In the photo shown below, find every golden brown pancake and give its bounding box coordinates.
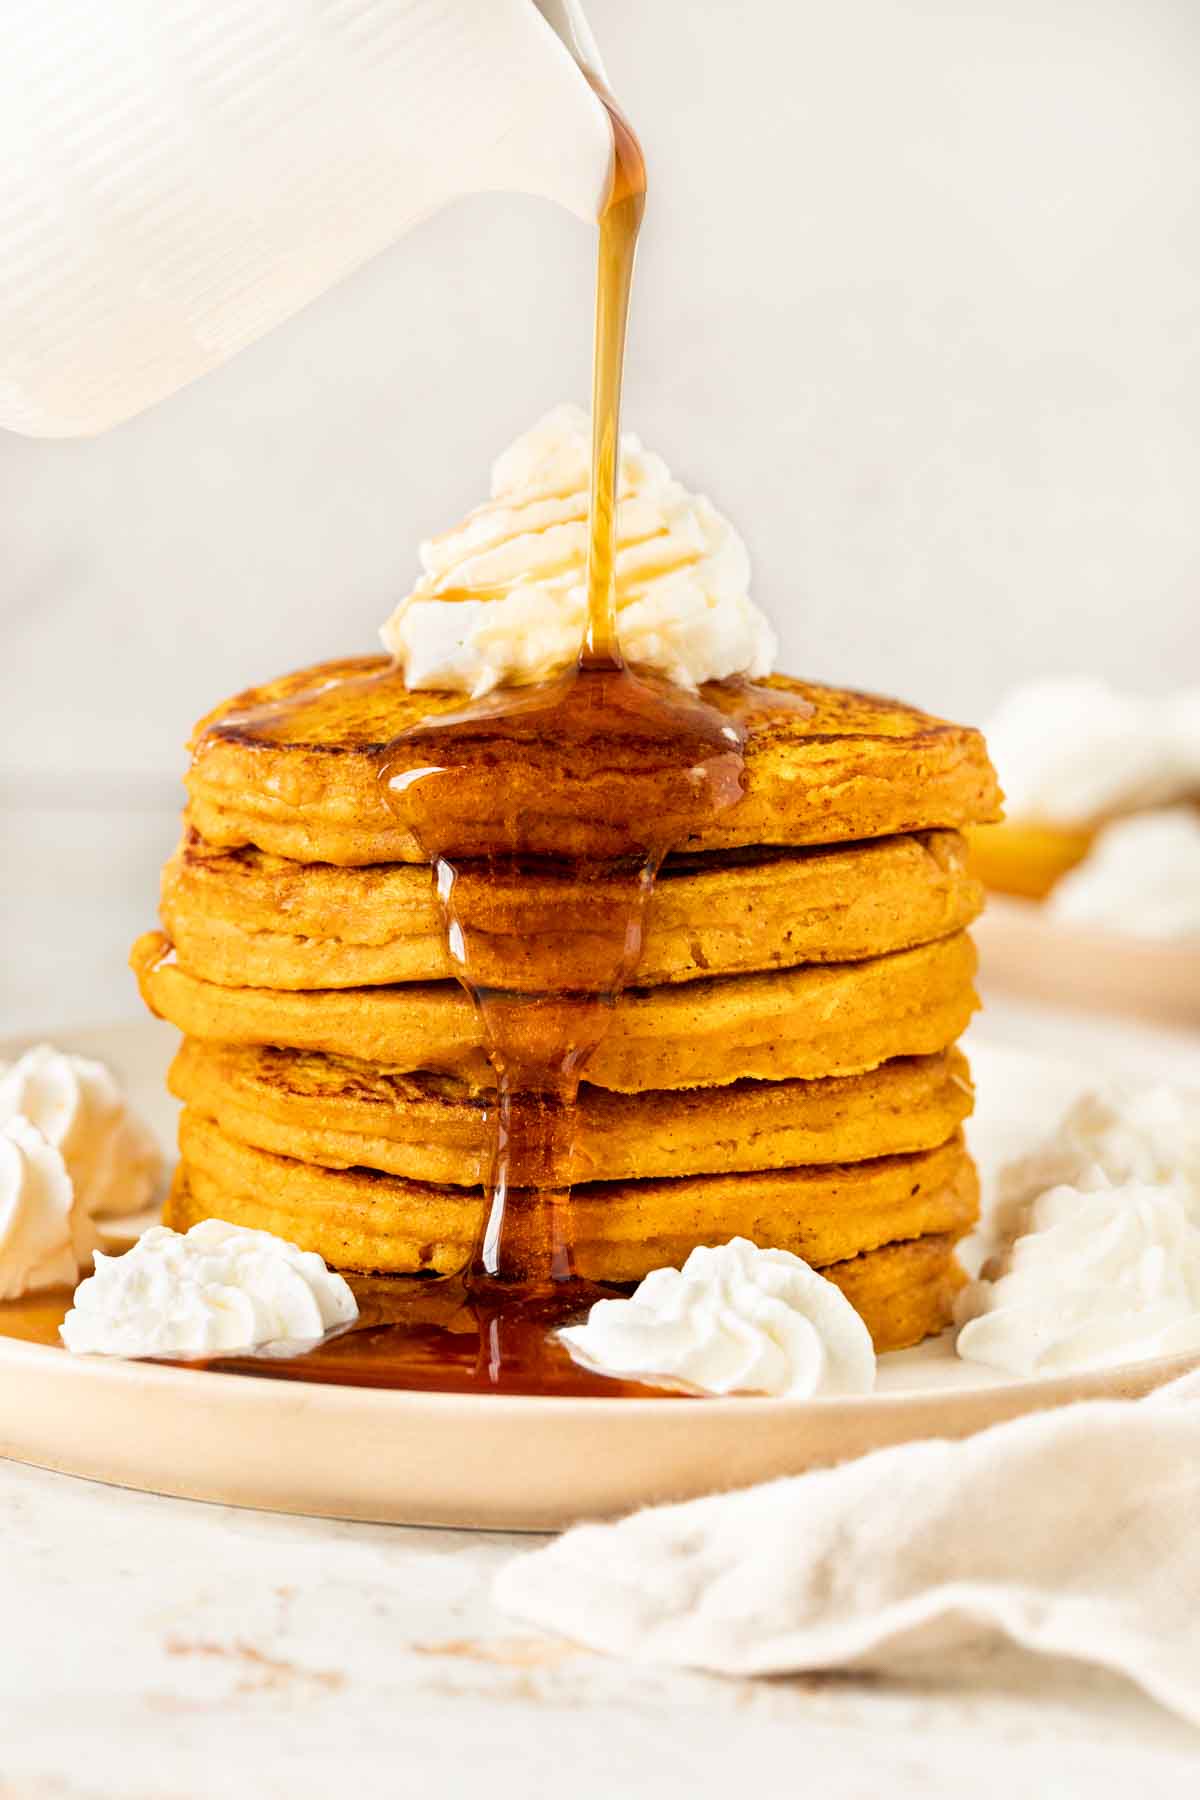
[134,928,978,1092]
[185,658,1002,866]
[967,819,1094,900]
[162,827,983,991]
[828,1232,967,1352]
[170,1039,974,1185]
[164,1157,964,1352]
[166,1140,971,1354]
[171,1108,978,1284]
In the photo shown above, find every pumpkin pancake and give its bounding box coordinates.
[134,929,978,1092]
[184,658,1001,866]
[162,827,983,991]
[171,1108,978,1286]
[170,1040,974,1185]
[166,1146,971,1353]
[828,1232,967,1352]
[967,819,1094,900]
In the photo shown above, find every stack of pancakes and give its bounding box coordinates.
[132,657,1001,1352]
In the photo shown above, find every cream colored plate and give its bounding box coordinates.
[1,1020,1195,1531]
[975,898,1200,1027]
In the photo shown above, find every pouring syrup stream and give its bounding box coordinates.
[209,90,750,1393]
[582,94,645,668]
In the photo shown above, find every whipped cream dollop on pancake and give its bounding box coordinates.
[957,1083,1200,1377]
[985,677,1200,825]
[61,1219,358,1357]
[559,1236,876,1398]
[380,404,777,694]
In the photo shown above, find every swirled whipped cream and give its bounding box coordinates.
[61,1220,358,1357]
[991,1082,1200,1248]
[0,1118,80,1301]
[957,1082,1200,1377]
[559,1238,876,1398]
[956,1184,1200,1377]
[1046,810,1200,940]
[985,677,1200,825]
[0,1044,162,1221]
[380,405,777,695]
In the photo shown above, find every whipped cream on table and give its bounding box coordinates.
[985,677,1200,825]
[380,404,777,695]
[0,1044,162,1221]
[61,1220,358,1358]
[1046,810,1200,940]
[559,1237,876,1398]
[0,1118,80,1301]
[957,1082,1200,1378]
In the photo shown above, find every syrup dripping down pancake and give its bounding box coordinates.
[133,929,978,1093]
[161,827,983,991]
[169,1040,973,1186]
[169,1110,978,1301]
[165,1152,970,1356]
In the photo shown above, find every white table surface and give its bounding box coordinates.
[4,804,1200,1795]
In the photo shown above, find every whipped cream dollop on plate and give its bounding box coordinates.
[61,1220,358,1358]
[991,1082,1200,1246]
[984,677,1200,825]
[957,1083,1200,1378]
[0,1118,80,1301]
[0,1044,162,1221]
[0,1044,163,1302]
[956,1184,1200,1377]
[559,1237,876,1398]
[1046,809,1200,940]
[380,404,777,695]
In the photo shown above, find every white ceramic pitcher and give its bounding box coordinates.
[0,0,613,438]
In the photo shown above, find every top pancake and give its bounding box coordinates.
[185,657,1002,866]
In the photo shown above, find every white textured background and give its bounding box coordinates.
[3,0,1199,1024]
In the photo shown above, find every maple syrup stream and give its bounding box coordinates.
[232,89,741,1395]
[272,90,750,1395]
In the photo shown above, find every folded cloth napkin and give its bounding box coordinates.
[494,1369,1200,1724]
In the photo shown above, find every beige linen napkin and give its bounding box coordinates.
[494,1369,1200,1723]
